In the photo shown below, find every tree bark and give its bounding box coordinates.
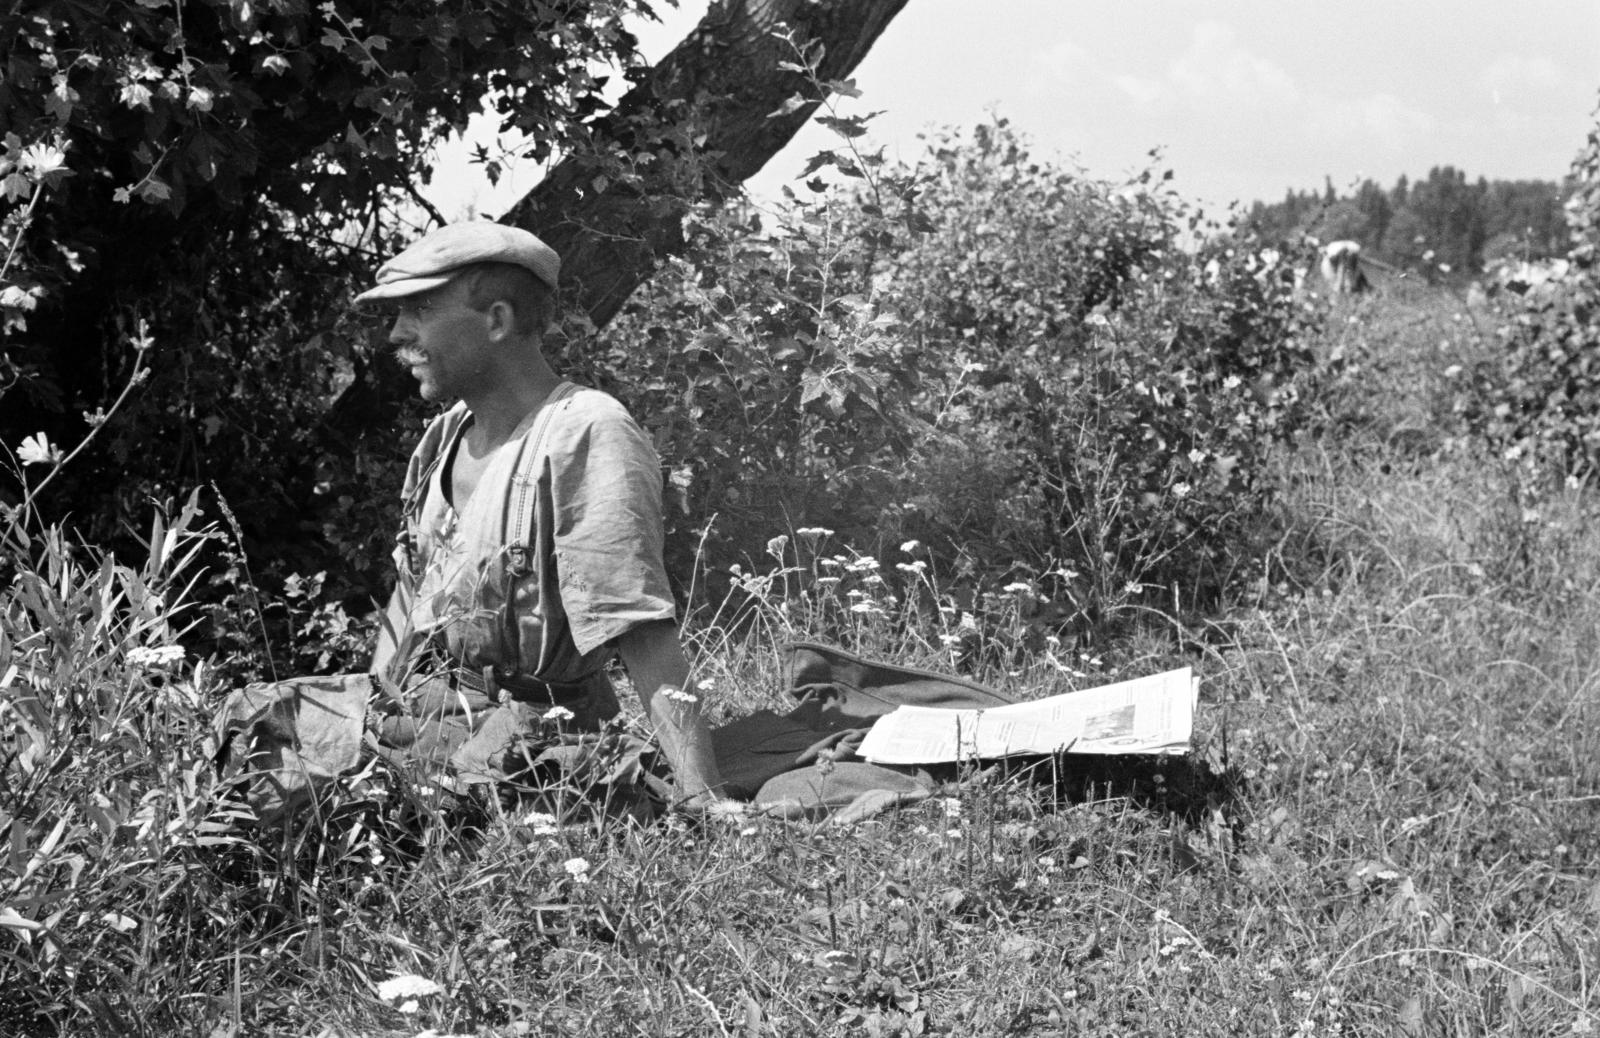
[501,0,910,328]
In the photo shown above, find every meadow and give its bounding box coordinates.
[2,277,1596,1037]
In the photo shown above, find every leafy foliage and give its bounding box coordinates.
[0,496,249,1031]
[1465,106,1600,480]
[1,0,656,654]
[590,119,1322,641]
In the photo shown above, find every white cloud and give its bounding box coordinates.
[1112,74,1164,109]
[1484,54,1566,106]
[1028,38,1093,91]
[1167,22,1299,111]
[1306,93,1436,152]
[1078,21,1300,116]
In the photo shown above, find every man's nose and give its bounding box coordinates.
[387,315,411,345]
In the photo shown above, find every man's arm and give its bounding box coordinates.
[614,619,725,804]
[369,587,413,682]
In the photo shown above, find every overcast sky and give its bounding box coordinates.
[428,0,1599,218]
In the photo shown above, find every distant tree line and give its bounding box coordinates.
[1245,167,1570,280]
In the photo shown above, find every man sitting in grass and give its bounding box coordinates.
[358,221,724,809]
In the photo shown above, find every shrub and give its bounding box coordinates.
[0,494,250,1031]
[1467,106,1600,479]
[590,119,1322,641]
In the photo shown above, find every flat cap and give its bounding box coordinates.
[354,221,560,304]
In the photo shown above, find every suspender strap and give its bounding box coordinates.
[504,381,580,576]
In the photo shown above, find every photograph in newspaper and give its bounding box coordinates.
[856,667,1197,765]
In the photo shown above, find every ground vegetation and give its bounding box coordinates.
[2,47,1598,1038]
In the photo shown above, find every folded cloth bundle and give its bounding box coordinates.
[710,641,1017,821]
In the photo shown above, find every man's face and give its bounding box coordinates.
[385,276,494,404]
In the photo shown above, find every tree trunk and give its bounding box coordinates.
[501,0,909,328]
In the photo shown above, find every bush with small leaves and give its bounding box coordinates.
[1466,105,1600,481]
[592,119,1322,641]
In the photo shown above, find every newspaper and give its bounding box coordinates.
[856,667,1197,765]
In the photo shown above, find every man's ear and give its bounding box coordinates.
[484,299,516,341]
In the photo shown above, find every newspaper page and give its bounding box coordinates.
[856,667,1197,765]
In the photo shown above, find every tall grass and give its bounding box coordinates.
[3,286,1597,1035]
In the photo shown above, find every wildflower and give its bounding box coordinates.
[1002,581,1031,594]
[662,687,699,705]
[899,539,921,553]
[542,705,575,724]
[1187,448,1206,464]
[795,526,834,540]
[938,633,961,647]
[896,560,927,575]
[20,143,67,178]
[765,534,788,560]
[376,975,443,1001]
[16,432,62,467]
[849,601,880,615]
[522,811,559,836]
[940,797,962,818]
[1172,481,1192,498]
[127,645,185,668]
[1160,936,1195,957]
[563,857,591,883]
[1123,581,1142,595]
[844,556,880,572]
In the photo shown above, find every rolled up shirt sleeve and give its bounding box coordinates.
[548,395,678,655]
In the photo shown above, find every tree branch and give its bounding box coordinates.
[500,0,910,328]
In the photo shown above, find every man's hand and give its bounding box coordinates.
[614,619,727,801]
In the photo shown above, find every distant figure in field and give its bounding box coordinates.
[1319,240,1370,295]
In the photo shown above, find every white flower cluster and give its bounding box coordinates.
[521,812,559,837]
[376,974,443,1013]
[126,645,185,668]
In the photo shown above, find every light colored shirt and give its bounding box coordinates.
[395,385,677,686]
